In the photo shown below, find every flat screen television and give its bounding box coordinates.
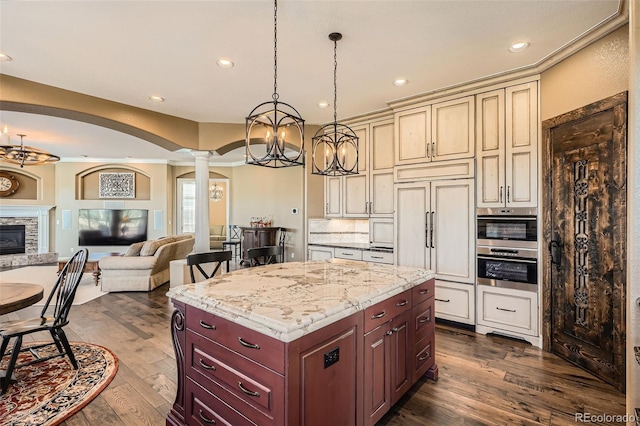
[78,209,148,246]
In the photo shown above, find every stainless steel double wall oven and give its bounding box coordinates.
[476,208,538,292]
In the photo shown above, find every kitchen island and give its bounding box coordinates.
[166,259,437,426]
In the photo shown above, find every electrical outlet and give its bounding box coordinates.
[291,252,295,258]
[70,247,74,252]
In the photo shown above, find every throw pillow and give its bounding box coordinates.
[140,238,173,256]
[124,241,145,257]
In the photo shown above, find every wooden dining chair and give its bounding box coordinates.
[0,248,89,395]
[247,245,283,266]
[186,250,233,283]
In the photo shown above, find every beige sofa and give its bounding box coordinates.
[99,234,195,292]
[209,224,226,249]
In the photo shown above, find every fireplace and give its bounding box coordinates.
[0,224,26,255]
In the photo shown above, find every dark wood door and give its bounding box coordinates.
[389,310,411,405]
[542,92,627,392]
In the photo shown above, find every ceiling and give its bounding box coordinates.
[0,0,624,164]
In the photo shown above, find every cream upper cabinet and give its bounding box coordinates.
[476,81,538,208]
[369,119,394,217]
[342,124,369,217]
[395,95,474,166]
[325,117,395,218]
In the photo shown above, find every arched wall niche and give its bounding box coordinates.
[77,164,151,200]
[0,167,40,200]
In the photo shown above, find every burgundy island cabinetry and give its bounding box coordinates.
[166,259,437,426]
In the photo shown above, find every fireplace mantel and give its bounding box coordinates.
[0,205,54,254]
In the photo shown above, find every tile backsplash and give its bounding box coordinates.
[308,219,369,244]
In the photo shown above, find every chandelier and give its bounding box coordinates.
[0,133,60,168]
[311,33,359,176]
[245,0,305,168]
[208,182,224,202]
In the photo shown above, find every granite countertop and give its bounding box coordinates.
[167,259,435,343]
[308,242,393,252]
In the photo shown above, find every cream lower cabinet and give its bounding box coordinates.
[395,178,475,325]
[434,280,475,325]
[308,245,334,260]
[476,81,538,208]
[476,285,539,346]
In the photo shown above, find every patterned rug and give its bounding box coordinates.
[0,342,118,426]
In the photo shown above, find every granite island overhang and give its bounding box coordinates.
[166,259,438,426]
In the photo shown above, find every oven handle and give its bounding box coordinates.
[477,255,537,264]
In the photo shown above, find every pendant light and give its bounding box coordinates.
[245,0,305,168]
[311,32,358,176]
[0,133,60,168]
[208,182,224,202]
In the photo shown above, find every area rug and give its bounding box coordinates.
[0,266,107,306]
[0,342,118,426]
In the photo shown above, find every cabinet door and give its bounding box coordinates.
[434,280,475,325]
[364,323,391,426]
[477,285,538,337]
[394,106,431,165]
[431,96,475,162]
[325,176,342,217]
[395,182,430,269]
[343,173,369,217]
[370,119,394,217]
[430,179,475,284]
[389,309,412,405]
[505,81,538,207]
[369,218,393,248]
[476,89,506,208]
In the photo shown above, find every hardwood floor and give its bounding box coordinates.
[1,279,626,425]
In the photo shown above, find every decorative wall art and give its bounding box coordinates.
[99,172,135,198]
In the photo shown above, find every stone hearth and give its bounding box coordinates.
[0,205,58,267]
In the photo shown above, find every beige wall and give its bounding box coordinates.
[230,164,305,261]
[541,25,629,121]
[54,162,171,255]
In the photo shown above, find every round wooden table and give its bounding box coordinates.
[0,282,44,315]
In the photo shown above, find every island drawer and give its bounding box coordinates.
[411,297,435,343]
[187,331,284,418]
[362,250,394,264]
[412,333,435,383]
[364,289,411,332]
[186,377,257,426]
[412,278,435,306]
[334,248,363,260]
[187,305,286,374]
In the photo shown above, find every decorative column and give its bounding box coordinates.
[192,151,211,254]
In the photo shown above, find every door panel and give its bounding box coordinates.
[544,93,627,392]
[431,179,474,283]
[395,184,429,269]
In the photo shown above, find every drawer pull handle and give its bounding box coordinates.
[198,409,216,424]
[370,311,386,319]
[496,307,516,313]
[371,256,383,259]
[419,289,430,295]
[199,320,216,330]
[199,359,216,371]
[396,300,408,307]
[238,337,260,350]
[419,316,431,323]
[418,351,430,361]
[341,252,353,256]
[435,298,450,303]
[238,381,260,397]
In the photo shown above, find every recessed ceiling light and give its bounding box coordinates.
[509,41,530,52]
[216,58,234,68]
[149,95,165,102]
[0,53,12,61]
[393,78,409,87]
[318,101,330,108]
